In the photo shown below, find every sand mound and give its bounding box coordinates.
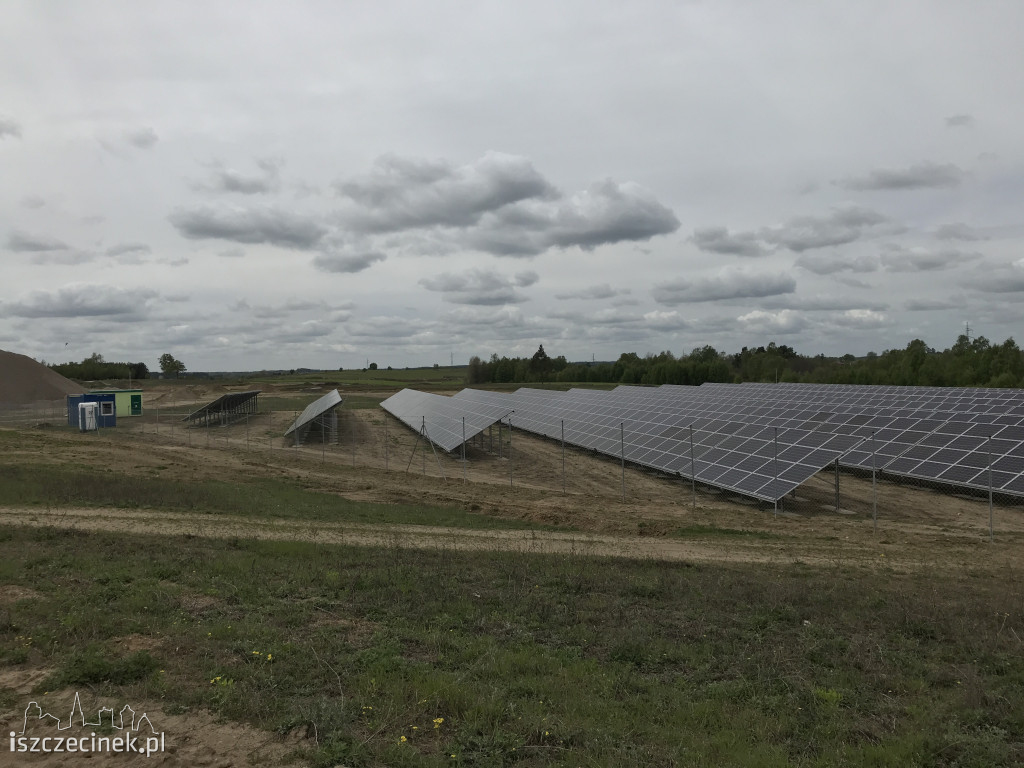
[0,349,87,404]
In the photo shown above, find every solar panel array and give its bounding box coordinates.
[700,383,1024,496]
[380,383,1024,502]
[380,389,512,453]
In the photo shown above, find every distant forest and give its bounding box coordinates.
[50,353,149,381]
[467,335,1024,388]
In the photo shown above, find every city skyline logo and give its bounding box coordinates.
[10,691,166,757]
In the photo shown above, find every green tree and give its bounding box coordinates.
[158,353,186,378]
[529,344,553,382]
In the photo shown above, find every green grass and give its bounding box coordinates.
[1,528,1022,766]
[0,463,548,531]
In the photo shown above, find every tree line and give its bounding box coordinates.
[50,352,188,381]
[466,335,1024,388]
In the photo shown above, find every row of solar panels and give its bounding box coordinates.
[380,383,1024,502]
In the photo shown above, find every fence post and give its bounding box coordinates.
[462,417,466,483]
[508,417,513,488]
[385,415,389,471]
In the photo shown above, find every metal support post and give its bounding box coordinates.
[988,435,994,541]
[508,417,513,488]
[620,422,625,502]
[773,427,779,517]
[871,430,877,535]
[385,416,389,471]
[690,425,696,510]
[246,415,249,451]
[834,457,840,513]
[422,416,426,475]
[561,419,565,495]
[462,417,466,483]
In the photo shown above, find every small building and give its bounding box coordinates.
[67,394,117,428]
[90,388,143,417]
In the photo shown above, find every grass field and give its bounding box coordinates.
[2,418,1023,766]
[2,525,1022,767]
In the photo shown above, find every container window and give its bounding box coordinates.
[101,402,114,416]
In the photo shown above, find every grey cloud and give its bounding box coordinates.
[880,246,981,272]
[836,276,874,289]
[934,222,986,241]
[31,250,97,265]
[5,285,157,319]
[218,247,246,258]
[652,268,796,305]
[7,230,69,252]
[284,299,329,312]
[554,283,631,300]
[169,204,326,249]
[759,294,888,312]
[642,310,691,332]
[905,297,964,311]
[539,179,680,251]
[0,117,21,139]
[967,261,1024,293]
[20,196,45,209]
[336,152,555,233]
[762,207,894,252]
[946,114,974,128]
[269,321,335,344]
[692,226,769,257]
[336,153,679,257]
[197,158,282,195]
[794,252,878,275]
[466,179,679,256]
[826,309,888,329]
[312,251,386,273]
[125,126,158,148]
[838,162,965,191]
[737,309,807,335]
[105,242,151,257]
[345,315,433,339]
[419,268,535,305]
[547,307,641,326]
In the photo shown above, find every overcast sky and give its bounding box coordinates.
[3,1,1023,371]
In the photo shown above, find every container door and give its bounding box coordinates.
[130,394,142,415]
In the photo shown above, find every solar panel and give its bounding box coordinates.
[284,389,343,442]
[380,388,512,453]
[183,390,261,425]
